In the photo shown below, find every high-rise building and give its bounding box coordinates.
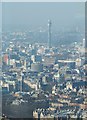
[20,72,24,92]
[31,63,43,72]
[48,20,52,48]
[3,54,9,65]
[83,38,85,48]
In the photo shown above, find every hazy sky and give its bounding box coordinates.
[2,2,85,31]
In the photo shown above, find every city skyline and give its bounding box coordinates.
[1,2,87,119]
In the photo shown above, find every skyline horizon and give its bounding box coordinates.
[2,2,85,31]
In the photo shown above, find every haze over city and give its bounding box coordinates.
[2,2,85,31]
[1,2,87,119]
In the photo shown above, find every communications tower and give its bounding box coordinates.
[48,20,52,48]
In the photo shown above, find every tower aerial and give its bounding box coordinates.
[48,19,52,48]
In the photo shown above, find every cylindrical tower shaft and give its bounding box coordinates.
[48,20,52,48]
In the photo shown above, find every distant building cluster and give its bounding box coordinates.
[1,30,87,119]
